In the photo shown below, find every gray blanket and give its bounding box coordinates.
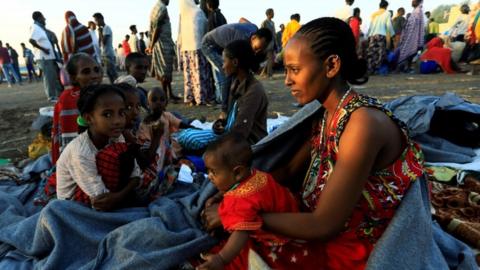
[0,180,218,269]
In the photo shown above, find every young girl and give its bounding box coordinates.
[51,53,102,164]
[56,84,141,211]
[198,134,299,270]
[115,82,142,144]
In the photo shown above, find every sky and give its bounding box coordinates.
[0,0,462,64]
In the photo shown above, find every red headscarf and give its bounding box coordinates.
[420,37,455,74]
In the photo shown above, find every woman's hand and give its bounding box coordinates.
[202,203,222,232]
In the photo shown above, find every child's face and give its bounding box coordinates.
[85,92,126,139]
[72,58,103,88]
[148,89,167,114]
[222,52,238,77]
[128,58,149,83]
[124,91,141,129]
[204,153,237,192]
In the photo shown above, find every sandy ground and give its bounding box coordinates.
[1,71,479,161]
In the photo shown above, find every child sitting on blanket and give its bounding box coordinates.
[115,83,142,144]
[56,84,142,211]
[125,52,150,110]
[137,87,193,180]
[198,133,299,270]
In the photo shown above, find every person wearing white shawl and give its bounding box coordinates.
[178,0,214,106]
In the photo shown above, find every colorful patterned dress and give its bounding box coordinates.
[300,91,424,269]
[212,170,317,270]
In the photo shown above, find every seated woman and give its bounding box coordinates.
[202,17,425,269]
[420,37,456,74]
[175,40,268,153]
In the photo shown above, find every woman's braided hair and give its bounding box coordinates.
[295,17,368,85]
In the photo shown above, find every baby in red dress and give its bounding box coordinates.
[199,133,299,270]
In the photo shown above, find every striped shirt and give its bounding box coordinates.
[51,86,80,164]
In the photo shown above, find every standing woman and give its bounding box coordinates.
[147,0,181,102]
[178,0,213,106]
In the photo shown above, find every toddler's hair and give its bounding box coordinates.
[205,133,252,169]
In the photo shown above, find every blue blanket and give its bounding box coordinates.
[0,179,218,269]
[0,96,478,269]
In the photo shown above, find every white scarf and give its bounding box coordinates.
[178,0,207,51]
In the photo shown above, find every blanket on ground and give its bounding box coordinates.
[0,178,217,269]
[385,93,480,164]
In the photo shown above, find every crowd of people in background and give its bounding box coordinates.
[2,0,479,102]
[1,0,480,269]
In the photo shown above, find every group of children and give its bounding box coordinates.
[47,47,298,268]
[50,52,192,208]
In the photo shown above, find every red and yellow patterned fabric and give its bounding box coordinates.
[301,91,424,269]
[217,170,326,270]
[219,170,298,245]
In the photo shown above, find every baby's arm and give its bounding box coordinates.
[198,231,249,270]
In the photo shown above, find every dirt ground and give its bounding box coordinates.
[1,71,479,161]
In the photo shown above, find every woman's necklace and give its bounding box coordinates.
[318,87,352,151]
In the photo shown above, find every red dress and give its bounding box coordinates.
[300,92,424,269]
[216,170,322,269]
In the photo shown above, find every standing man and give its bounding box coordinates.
[276,24,284,52]
[206,0,227,32]
[335,0,355,22]
[260,8,277,79]
[138,32,147,54]
[21,43,38,82]
[88,21,102,63]
[5,43,22,84]
[29,11,62,101]
[93,12,118,83]
[0,41,22,88]
[129,25,140,53]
